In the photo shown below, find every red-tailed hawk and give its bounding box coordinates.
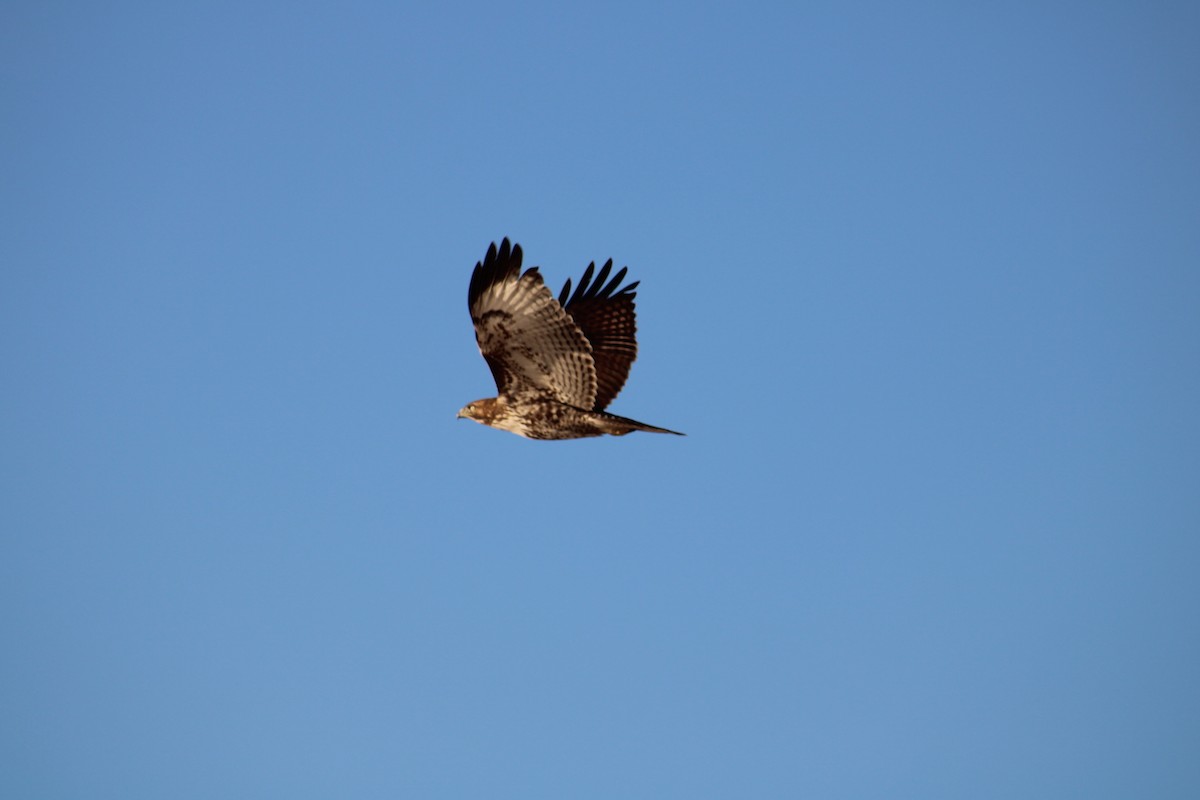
[457,238,684,440]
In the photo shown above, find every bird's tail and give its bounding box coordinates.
[597,410,685,436]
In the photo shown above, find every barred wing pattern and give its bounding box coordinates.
[558,259,640,412]
[468,239,597,409]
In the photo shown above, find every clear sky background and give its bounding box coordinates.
[3,2,1198,798]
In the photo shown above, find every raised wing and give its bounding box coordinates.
[558,259,639,411]
[468,239,597,408]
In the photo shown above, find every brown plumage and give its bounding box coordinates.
[457,238,684,440]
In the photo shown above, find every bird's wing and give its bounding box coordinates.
[558,259,639,411]
[469,239,597,408]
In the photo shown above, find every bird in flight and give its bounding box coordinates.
[458,238,684,440]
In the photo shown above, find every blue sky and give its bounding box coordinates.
[2,2,1198,797]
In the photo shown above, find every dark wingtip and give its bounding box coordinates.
[470,237,522,308]
[575,262,597,305]
[559,255,641,308]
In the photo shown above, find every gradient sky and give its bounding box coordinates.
[3,2,1198,798]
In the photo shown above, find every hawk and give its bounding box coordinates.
[457,238,684,439]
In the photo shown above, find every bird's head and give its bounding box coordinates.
[457,398,500,425]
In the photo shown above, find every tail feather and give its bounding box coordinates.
[597,410,685,436]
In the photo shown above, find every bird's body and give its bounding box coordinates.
[457,238,683,440]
